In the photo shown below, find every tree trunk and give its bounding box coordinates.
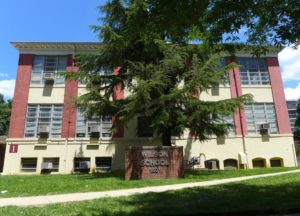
[162,128,172,146]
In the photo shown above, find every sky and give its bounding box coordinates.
[0,0,299,101]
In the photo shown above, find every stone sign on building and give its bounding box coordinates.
[125,146,184,180]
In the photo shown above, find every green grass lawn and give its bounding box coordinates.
[0,167,297,198]
[1,171,300,216]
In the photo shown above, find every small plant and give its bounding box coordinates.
[91,166,97,174]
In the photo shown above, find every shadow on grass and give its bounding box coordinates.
[78,176,300,216]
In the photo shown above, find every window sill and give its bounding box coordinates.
[241,85,271,88]
[29,84,65,88]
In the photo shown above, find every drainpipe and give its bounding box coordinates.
[64,116,70,173]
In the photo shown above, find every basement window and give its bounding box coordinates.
[74,157,91,173]
[42,157,60,172]
[96,157,112,171]
[21,158,37,172]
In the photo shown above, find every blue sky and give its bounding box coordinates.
[0,0,299,100]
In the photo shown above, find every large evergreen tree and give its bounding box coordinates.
[72,0,297,146]
[0,94,12,136]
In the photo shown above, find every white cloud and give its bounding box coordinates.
[0,79,15,99]
[278,46,300,81]
[284,82,300,101]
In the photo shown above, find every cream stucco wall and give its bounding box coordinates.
[241,86,273,103]
[3,134,297,175]
[4,78,295,175]
[28,86,65,104]
[200,87,231,101]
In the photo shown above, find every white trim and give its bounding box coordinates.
[233,52,279,57]
[18,50,99,55]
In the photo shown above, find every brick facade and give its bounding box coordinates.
[228,57,247,136]
[125,146,184,180]
[267,57,292,134]
[61,55,79,138]
[8,54,33,138]
[112,67,124,138]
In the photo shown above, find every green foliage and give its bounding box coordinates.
[73,0,299,145]
[0,94,11,135]
[95,0,299,48]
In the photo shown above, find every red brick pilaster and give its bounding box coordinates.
[61,55,78,138]
[228,57,247,136]
[267,57,291,134]
[112,67,124,138]
[8,54,33,138]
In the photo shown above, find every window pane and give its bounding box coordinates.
[24,104,63,138]
[238,57,270,85]
[31,55,67,85]
[76,110,112,138]
[245,103,278,134]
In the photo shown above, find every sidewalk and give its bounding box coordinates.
[0,169,299,207]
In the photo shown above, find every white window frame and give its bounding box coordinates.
[21,158,37,171]
[78,66,113,86]
[245,103,278,134]
[238,57,270,85]
[76,110,112,138]
[221,115,235,135]
[24,104,63,138]
[31,55,67,85]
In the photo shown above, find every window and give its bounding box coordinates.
[42,158,60,172]
[99,66,113,76]
[79,66,113,85]
[270,158,283,167]
[223,159,238,170]
[96,157,112,171]
[252,158,266,168]
[244,103,278,134]
[24,105,63,138]
[287,101,297,132]
[74,157,90,172]
[211,85,219,96]
[21,158,37,171]
[205,159,219,170]
[31,55,67,84]
[76,111,112,138]
[221,115,235,135]
[238,58,270,85]
[137,116,154,137]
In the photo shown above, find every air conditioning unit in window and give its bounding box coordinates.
[89,125,100,137]
[79,161,90,169]
[43,72,55,80]
[76,133,85,138]
[41,162,53,170]
[260,123,270,130]
[38,126,50,138]
[260,123,270,135]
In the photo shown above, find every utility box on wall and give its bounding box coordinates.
[125,146,184,180]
